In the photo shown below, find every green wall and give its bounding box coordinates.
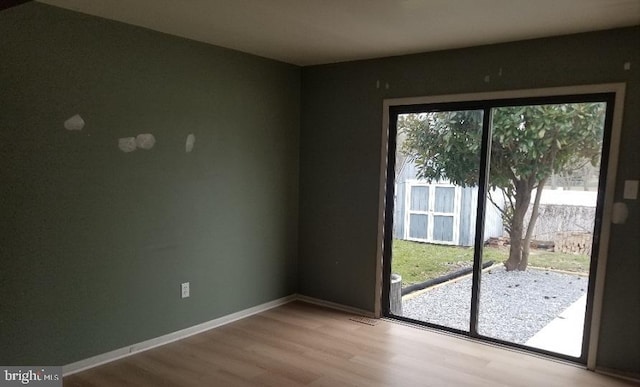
[2,1,638,377]
[0,3,300,365]
[300,28,639,374]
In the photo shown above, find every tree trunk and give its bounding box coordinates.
[504,182,532,271]
[519,178,547,271]
[505,226,523,271]
[519,238,530,271]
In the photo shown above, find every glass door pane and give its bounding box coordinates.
[477,102,607,358]
[390,109,483,332]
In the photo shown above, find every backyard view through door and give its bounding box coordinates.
[391,109,484,333]
[386,98,609,361]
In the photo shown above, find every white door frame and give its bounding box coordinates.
[374,83,626,370]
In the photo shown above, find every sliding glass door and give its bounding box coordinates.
[383,93,614,363]
[476,102,608,359]
[391,109,483,332]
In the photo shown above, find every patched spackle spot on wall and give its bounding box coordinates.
[624,62,631,70]
[118,134,156,153]
[185,133,195,153]
[64,114,85,131]
[135,133,155,150]
[118,137,137,153]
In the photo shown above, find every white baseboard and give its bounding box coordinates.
[63,294,297,376]
[296,294,376,318]
[63,294,376,376]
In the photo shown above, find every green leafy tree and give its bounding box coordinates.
[399,103,605,271]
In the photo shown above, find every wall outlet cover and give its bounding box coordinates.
[181,282,190,298]
[623,180,638,200]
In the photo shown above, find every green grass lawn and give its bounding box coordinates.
[392,239,590,286]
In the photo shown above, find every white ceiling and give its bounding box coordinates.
[37,0,640,66]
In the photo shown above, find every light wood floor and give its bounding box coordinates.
[64,301,635,387]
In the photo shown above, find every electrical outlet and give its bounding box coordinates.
[181,282,190,298]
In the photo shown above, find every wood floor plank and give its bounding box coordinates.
[64,301,637,386]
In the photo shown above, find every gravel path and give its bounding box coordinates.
[401,267,588,344]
